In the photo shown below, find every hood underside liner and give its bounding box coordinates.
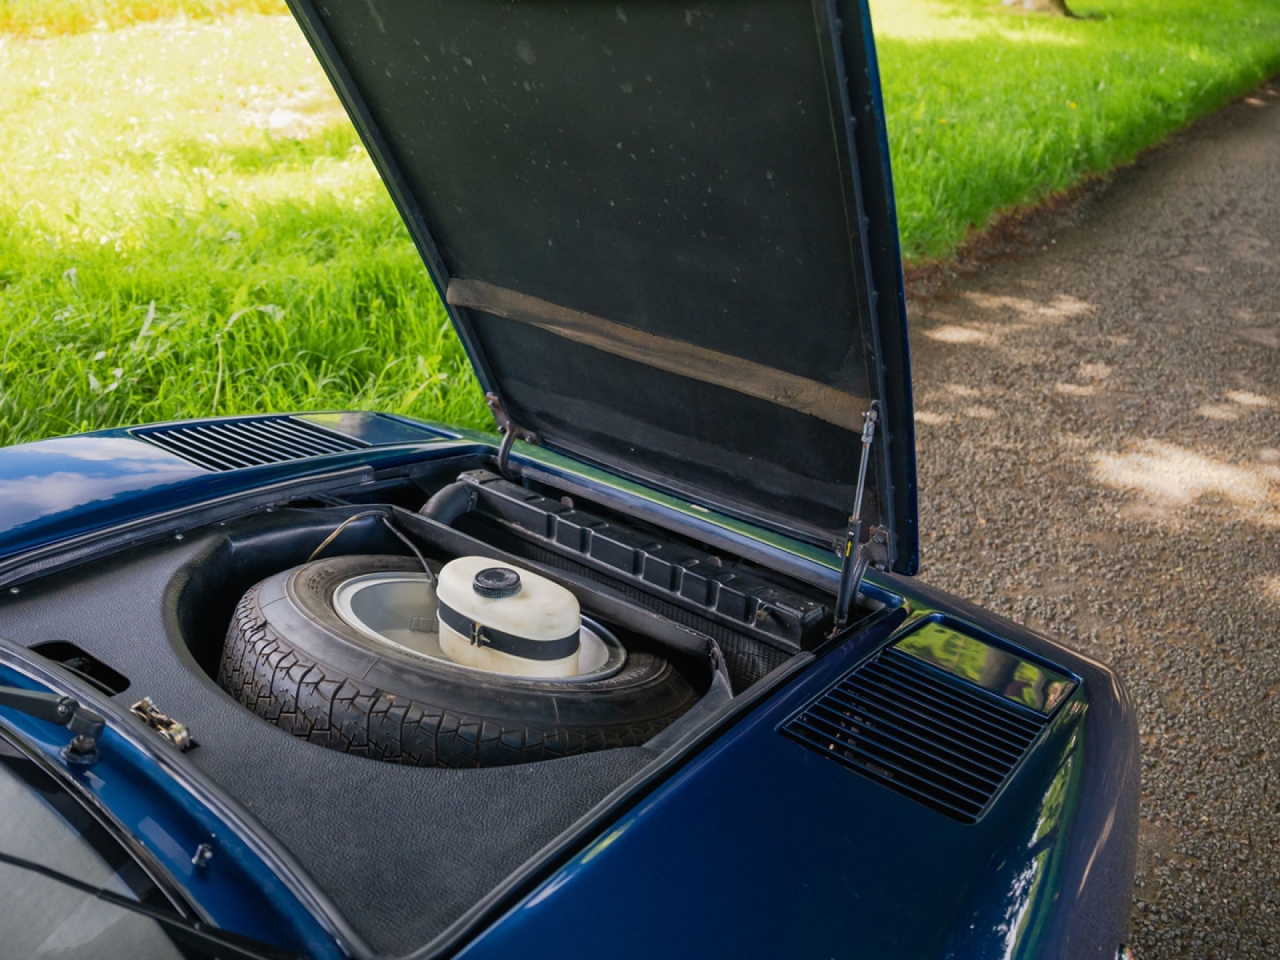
[285,0,919,571]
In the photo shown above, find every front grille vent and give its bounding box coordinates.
[132,417,366,472]
[781,646,1047,823]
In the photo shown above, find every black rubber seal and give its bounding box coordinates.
[437,601,580,662]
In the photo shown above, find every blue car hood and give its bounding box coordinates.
[285,0,919,573]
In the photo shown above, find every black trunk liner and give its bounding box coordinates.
[0,532,654,957]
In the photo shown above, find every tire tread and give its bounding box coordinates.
[218,579,694,767]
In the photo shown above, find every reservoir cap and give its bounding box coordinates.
[473,567,522,599]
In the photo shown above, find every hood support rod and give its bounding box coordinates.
[0,684,104,765]
[832,403,880,635]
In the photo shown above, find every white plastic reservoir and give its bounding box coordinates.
[436,556,582,678]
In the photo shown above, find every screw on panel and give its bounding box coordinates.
[191,843,214,868]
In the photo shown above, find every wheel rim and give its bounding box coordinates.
[331,571,627,682]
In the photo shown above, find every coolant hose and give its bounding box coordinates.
[419,481,476,527]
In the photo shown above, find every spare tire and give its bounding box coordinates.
[218,555,701,767]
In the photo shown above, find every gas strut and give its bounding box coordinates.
[0,684,105,765]
[832,403,879,635]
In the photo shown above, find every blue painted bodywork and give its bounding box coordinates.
[0,643,353,960]
[456,579,1137,960]
[0,434,207,556]
[0,413,462,561]
[0,420,1139,959]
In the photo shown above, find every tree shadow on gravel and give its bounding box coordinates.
[904,87,1280,949]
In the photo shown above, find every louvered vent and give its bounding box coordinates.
[132,417,367,471]
[781,646,1048,823]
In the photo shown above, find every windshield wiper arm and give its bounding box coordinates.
[0,684,103,764]
[0,849,301,960]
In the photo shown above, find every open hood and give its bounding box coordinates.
[288,0,919,573]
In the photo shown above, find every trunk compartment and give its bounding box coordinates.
[0,448,877,955]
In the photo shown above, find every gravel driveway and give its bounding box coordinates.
[906,82,1280,959]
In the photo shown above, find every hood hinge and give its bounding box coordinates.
[485,393,540,446]
[486,393,539,482]
[862,524,890,570]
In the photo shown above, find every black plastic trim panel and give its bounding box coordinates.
[781,646,1049,823]
[457,470,830,653]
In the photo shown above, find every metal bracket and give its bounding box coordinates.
[486,393,538,482]
[130,697,197,752]
[485,393,539,444]
[190,842,214,869]
[0,684,104,765]
[862,525,890,571]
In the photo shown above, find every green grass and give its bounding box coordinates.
[0,0,1277,446]
[876,0,1280,259]
[0,0,285,37]
[0,13,488,445]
